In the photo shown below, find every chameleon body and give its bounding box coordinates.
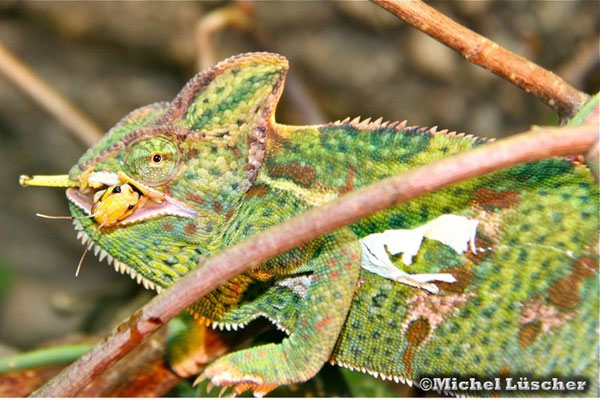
[29,53,599,395]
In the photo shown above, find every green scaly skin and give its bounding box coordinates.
[63,53,598,396]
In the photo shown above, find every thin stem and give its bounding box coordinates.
[371,0,590,118]
[194,1,326,124]
[195,3,255,71]
[0,42,103,147]
[31,123,597,397]
[0,344,91,374]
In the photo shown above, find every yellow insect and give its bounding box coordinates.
[91,183,146,228]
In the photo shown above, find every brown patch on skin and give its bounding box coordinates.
[268,161,316,187]
[473,208,506,242]
[339,169,355,195]
[213,201,223,213]
[573,256,598,278]
[186,149,199,159]
[184,223,197,236]
[162,222,174,232]
[466,235,493,264]
[547,276,580,310]
[474,187,521,209]
[185,192,205,205]
[403,292,474,342]
[401,348,415,377]
[225,208,235,222]
[436,265,472,293]
[329,271,339,280]
[518,322,541,347]
[267,126,291,151]
[519,298,574,333]
[546,255,598,311]
[405,317,431,346]
[315,315,334,332]
[498,365,510,379]
[245,184,270,198]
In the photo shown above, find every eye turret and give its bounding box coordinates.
[124,136,180,186]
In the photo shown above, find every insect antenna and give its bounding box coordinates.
[75,222,105,277]
[36,213,95,220]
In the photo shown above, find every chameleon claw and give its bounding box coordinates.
[218,386,229,398]
[206,382,214,393]
[193,372,207,387]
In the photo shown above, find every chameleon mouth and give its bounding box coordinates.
[66,174,198,226]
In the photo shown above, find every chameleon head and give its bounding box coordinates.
[20,52,289,291]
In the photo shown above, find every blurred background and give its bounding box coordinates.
[0,1,598,396]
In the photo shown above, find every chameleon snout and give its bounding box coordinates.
[20,169,199,227]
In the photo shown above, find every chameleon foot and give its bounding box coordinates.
[196,359,278,397]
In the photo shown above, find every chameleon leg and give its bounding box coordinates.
[202,229,362,396]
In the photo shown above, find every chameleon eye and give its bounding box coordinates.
[124,136,180,186]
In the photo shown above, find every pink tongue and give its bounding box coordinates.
[66,188,198,225]
[119,198,199,225]
[67,188,93,213]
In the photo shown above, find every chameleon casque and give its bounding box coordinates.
[21,53,599,396]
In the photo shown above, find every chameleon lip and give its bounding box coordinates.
[66,187,199,226]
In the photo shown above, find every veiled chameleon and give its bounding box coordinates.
[21,53,599,396]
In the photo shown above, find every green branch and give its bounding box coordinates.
[0,344,92,374]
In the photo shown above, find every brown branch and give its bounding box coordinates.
[31,123,597,397]
[282,72,327,125]
[77,327,181,397]
[371,0,590,118]
[0,42,103,147]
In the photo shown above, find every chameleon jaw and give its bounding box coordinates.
[67,187,198,226]
[66,174,199,226]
